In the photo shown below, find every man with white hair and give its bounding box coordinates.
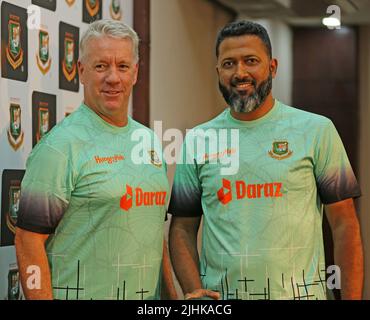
[15,20,176,300]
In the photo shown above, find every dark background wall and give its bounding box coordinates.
[293,26,359,299]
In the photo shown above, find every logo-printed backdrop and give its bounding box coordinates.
[0,0,134,300]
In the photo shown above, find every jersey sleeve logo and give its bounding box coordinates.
[268,141,293,160]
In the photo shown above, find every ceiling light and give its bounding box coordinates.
[322,17,341,28]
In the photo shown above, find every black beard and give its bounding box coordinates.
[219,72,272,114]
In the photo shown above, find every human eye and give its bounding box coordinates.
[222,60,234,69]
[95,63,107,71]
[118,64,129,71]
[245,57,258,65]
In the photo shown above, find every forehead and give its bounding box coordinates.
[84,36,134,61]
[218,35,269,60]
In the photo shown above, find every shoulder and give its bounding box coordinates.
[194,108,229,131]
[279,102,334,129]
[32,106,87,157]
[129,117,155,133]
[184,109,229,140]
[129,117,160,141]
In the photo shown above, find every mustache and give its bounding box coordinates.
[230,77,257,88]
[218,72,272,114]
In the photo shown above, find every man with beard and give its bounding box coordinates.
[168,21,363,300]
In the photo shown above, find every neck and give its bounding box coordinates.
[85,102,129,127]
[230,95,275,121]
[98,112,128,127]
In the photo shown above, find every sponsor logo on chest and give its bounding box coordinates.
[120,184,167,211]
[217,178,283,205]
[94,154,124,165]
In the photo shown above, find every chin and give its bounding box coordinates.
[105,106,121,113]
[103,100,121,109]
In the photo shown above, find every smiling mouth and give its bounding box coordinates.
[103,90,121,96]
[234,83,254,90]
[231,82,255,95]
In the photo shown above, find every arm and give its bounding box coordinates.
[324,198,364,300]
[169,216,220,300]
[14,227,53,300]
[161,239,178,300]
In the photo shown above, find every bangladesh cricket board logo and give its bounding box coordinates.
[36,107,50,143]
[148,150,162,168]
[86,0,100,17]
[110,0,122,20]
[62,35,76,82]
[268,141,293,160]
[6,19,23,70]
[6,185,21,235]
[7,103,24,151]
[36,29,51,75]
[65,0,75,6]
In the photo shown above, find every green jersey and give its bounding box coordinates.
[169,100,360,300]
[18,104,169,300]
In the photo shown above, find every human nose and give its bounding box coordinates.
[235,61,250,78]
[105,66,120,84]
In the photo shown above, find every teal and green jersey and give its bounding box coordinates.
[18,103,169,300]
[168,100,360,300]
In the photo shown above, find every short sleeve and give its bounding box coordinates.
[314,120,361,204]
[168,133,203,217]
[17,143,74,234]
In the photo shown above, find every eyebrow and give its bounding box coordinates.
[92,58,132,64]
[221,54,259,62]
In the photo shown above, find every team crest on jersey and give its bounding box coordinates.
[7,103,24,151]
[268,141,293,160]
[110,0,122,20]
[86,0,100,17]
[37,107,50,143]
[65,0,75,6]
[148,150,162,168]
[36,29,51,75]
[62,34,76,82]
[6,185,21,235]
[6,18,23,70]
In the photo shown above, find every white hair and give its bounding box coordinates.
[79,19,139,63]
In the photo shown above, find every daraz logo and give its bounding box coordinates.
[217,179,232,205]
[120,184,167,211]
[217,179,283,205]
